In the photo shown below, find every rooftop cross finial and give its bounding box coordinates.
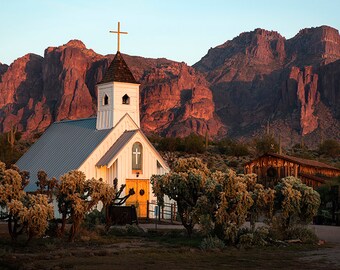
[109,22,128,52]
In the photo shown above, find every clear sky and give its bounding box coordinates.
[1,0,339,66]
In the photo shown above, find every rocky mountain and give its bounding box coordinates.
[194,25,340,146]
[0,40,222,138]
[0,25,339,146]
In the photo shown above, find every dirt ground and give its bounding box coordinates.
[1,223,340,270]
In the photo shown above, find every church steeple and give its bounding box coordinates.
[96,22,140,131]
[99,51,137,84]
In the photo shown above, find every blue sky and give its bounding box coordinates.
[1,0,339,65]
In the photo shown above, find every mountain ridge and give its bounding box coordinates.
[1,25,340,146]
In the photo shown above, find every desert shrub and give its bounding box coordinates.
[156,134,205,153]
[284,226,318,244]
[126,224,144,236]
[238,233,254,248]
[107,226,127,236]
[254,135,279,155]
[83,209,106,230]
[183,133,205,154]
[227,160,239,168]
[268,216,286,240]
[200,235,225,250]
[152,157,210,236]
[252,227,270,246]
[157,137,184,152]
[318,139,340,157]
[237,227,270,247]
[57,171,116,241]
[0,161,53,241]
[274,176,320,230]
[215,170,254,244]
[197,214,214,236]
[217,138,250,157]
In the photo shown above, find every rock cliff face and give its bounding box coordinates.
[140,62,222,137]
[0,40,222,138]
[0,26,339,145]
[282,66,320,136]
[0,54,44,133]
[194,26,340,144]
[286,26,340,66]
[0,63,8,80]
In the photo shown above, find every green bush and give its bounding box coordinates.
[158,137,184,152]
[126,224,144,236]
[217,138,250,157]
[156,134,205,153]
[200,235,225,250]
[183,133,205,154]
[252,227,270,246]
[238,233,254,248]
[227,160,239,168]
[254,135,279,155]
[318,139,340,157]
[284,226,318,244]
[83,209,106,230]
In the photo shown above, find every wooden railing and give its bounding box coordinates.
[146,201,178,223]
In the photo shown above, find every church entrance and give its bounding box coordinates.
[125,179,149,217]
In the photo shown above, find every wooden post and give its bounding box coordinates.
[171,203,174,223]
[174,202,177,220]
[294,164,298,177]
[147,200,149,220]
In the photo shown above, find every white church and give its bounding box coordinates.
[16,24,170,218]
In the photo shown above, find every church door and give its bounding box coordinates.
[125,179,149,217]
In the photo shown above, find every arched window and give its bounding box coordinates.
[103,94,109,105]
[132,142,142,171]
[122,94,130,104]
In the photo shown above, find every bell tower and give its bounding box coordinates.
[96,23,140,130]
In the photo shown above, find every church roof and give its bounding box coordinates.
[99,51,137,84]
[96,128,170,171]
[16,118,112,192]
[96,130,138,167]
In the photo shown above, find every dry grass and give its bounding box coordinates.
[0,223,339,270]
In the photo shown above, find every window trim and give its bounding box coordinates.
[122,94,130,105]
[103,94,109,106]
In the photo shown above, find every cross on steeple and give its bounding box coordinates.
[109,22,128,52]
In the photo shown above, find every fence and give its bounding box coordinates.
[146,201,178,223]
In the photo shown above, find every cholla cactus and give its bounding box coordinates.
[7,125,17,149]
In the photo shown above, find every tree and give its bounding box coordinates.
[318,139,340,158]
[242,174,275,231]
[0,161,53,242]
[151,158,209,236]
[254,134,279,155]
[214,170,254,243]
[56,170,118,241]
[273,176,320,230]
[36,170,58,200]
[183,133,205,154]
[152,158,257,241]
[217,138,250,157]
[8,194,53,241]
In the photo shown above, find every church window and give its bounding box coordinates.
[103,94,109,105]
[132,142,142,171]
[122,94,130,104]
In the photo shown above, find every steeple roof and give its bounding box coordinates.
[99,51,137,84]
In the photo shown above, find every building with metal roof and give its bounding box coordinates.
[16,44,169,218]
[244,152,340,189]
